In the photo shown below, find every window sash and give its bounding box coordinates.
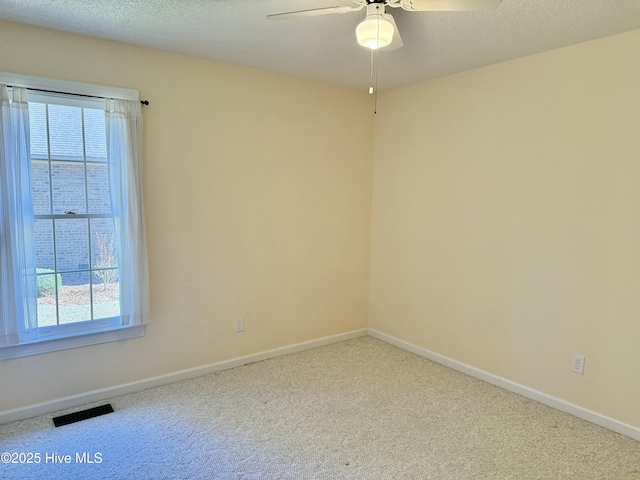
[38,316,121,338]
[29,95,120,334]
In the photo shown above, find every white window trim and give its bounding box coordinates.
[0,71,139,102]
[0,325,146,360]
[0,72,145,360]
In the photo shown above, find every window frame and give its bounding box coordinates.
[0,324,145,360]
[29,92,120,337]
[0,72,145,361]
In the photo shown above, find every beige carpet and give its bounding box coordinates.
[1,336,639,479]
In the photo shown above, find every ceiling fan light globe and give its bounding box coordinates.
[356,17,394,49]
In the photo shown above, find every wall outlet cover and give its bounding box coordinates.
[235,317,245,333]
[571,354,585,375]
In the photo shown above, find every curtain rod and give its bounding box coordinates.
[9,86,149,105]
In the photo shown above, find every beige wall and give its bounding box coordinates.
[0,20,373,413]
[370,30,640,428]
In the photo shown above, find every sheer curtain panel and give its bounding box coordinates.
[106,98,150,327]
[0,85,38,347]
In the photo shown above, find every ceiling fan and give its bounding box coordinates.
[267,0,502,51]
[268,0,502,111]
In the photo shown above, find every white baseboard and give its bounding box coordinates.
[0,328,368,425]
[6,326,639,442]
[368,328,640,442]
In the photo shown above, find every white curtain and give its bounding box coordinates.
[106,98,150,326]
[0,85,38,347]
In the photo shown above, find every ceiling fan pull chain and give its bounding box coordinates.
[374,15,381,114]
[369,48,375,95]
[374,42,380,114]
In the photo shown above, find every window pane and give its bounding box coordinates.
[92,271,120,320]
[84,108,107,161]
[36,273,60,327]
[48,104,83,160]
[58,271,91,324]
[29,103,48,159]
[31,161,51,215]
[90,218,117,269]
[34,219,55,271]
[55,218,89,272]
[51,161,87,214]
[87,163,111,214]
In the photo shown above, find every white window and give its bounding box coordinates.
[30,92,121,337]
[0,73,149,359]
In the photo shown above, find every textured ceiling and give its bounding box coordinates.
[0,0,638,91]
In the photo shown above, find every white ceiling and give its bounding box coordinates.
[0,0,638,91]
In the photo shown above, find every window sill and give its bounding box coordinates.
[0,324,146,360]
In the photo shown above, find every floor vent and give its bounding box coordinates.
[52,404,114,427]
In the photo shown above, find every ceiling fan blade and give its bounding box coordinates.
[380,15,403,52]
[267,5,360,20]
[401,0,501,11]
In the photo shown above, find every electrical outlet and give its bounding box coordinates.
[571,354,585,375]
[234,317,245,333]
